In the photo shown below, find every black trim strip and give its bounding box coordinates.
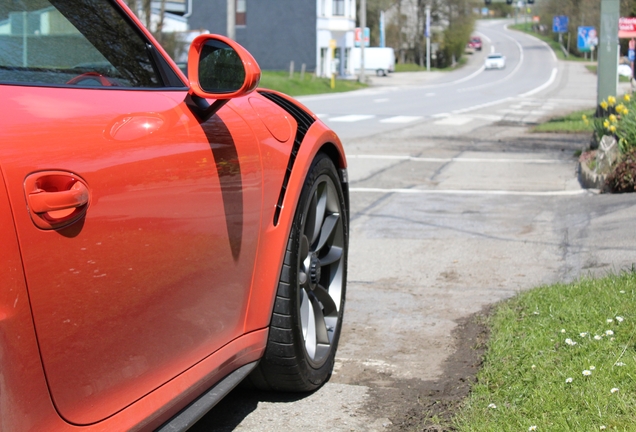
[156,361,259,432]
[258,91,316,226]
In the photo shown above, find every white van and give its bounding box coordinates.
[351,47,395,77]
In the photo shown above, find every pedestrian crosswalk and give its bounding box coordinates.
[314,97,593,128]
[318,114,424,124]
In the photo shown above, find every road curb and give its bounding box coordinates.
[578,160,608,192]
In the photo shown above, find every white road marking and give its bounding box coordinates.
[316,113,329,119]
[380,116,423,124]
[451,97,514,115]
[348,155,570,164]
[329,114,375,122]
[470,114,504,121]
[374,98,390,103]
[431,113,450,118]
[520,67,558,97]
[434,116,474,126]
[350,188,592,197]
[425,92,436,97]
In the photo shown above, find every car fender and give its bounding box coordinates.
[243,112,347,333]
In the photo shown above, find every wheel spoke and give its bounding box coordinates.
[320,245,342,266]
[315,214,339,252]
[311,183,328,245]
[304,289,317,358]
[313,284,338,317]
[309,291,331,344]
[300,288,310,340]
[304,190,318,241]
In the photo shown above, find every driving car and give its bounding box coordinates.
[0,0,348,431]
[468,36,483,51]
[484,53,506,70]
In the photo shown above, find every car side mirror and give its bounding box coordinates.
[186,34,261,121]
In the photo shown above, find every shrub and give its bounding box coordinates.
[606,149,636,193]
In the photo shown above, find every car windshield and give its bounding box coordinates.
[488,55,503,59]
[0,0,162,87]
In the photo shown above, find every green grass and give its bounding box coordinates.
[586,65,632,83]
[395,57,468,73]
[532,108,595,133]
[258,71,366,96]
[455,271,636,431]
[509,23,589,62]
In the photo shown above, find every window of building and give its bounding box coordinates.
[332,0,344,16]
[236,0,246,26]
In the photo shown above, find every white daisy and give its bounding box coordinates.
[616,316,624,323]
[594,335,603,340]
[565,338,577,346]
[605,330,614,336]
[580,332,588,337]
[488,403,497,409]
[565,377,573,383]
[583,370,592,376]
[611,388,619,394]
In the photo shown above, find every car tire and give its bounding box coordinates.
[249,152,348,392]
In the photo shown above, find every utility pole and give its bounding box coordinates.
[359,0,366,83]
[227,0,235,40]
[597,0,619,112]
[425,5,431,72]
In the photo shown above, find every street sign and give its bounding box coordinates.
[629,49,635,62]
[577,26,598,52]
[619,17,636,31]
[354,27,370,47]
[553,16,569,33]
[619,17,636,38]
[532,16,540,23]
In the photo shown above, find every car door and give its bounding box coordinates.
[0,0,262,425]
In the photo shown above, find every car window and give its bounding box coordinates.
[0,0,164,88]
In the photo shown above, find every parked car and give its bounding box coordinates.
[0,0,348,431]
[485,53,506,70]
[351,47,396,76]
[468,36,483,51]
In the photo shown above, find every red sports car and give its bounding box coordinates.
[468,36,483,51]
[0,1,348,430]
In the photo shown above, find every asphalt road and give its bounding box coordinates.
[298,20,559,140]
[191,20,636,431]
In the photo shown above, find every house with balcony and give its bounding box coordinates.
[188,0,357,77]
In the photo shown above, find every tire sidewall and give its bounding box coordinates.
[288,153,348,387]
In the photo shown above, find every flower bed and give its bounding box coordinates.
[582,94,636,192]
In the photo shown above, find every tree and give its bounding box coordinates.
[382,0,478,67]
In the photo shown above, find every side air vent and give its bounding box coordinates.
[258,91,316,226]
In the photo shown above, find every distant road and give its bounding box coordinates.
[299,19,559,139]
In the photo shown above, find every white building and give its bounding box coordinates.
[316,0,357,77]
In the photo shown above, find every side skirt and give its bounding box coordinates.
[156,361,259,432]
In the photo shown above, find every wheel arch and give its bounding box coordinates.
[243,118,348,335]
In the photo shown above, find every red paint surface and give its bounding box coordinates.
[0,2,346,430]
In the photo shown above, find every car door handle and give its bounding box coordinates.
[24,171,91,230]
[28,181,89,214]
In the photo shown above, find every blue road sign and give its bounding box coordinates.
[553,16,569,33]
[577,26,598,52]
[629,49,635,62]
